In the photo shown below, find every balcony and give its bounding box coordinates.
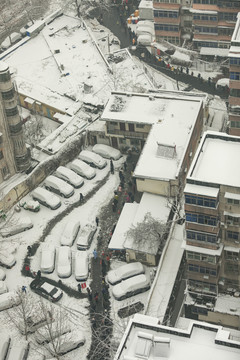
[186,221,219,234]
[185,203,218,216]
[106,128,148,140]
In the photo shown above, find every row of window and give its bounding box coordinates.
[230,121,240,128]
[227,231,239,241]
[230,88,240,97]
[224,263,239,273]
[185,194,217,208]
[225,251,239,261]
[227,198,240,205]
[186,230,217,244]
[154,10,178,18]
[5,106,18,117]
[187,251,216,264]
[230,72,240,80]
[193,0,240,5]
[218,13,237,21]
[229,57,240,65]
[156,36,180,44]
[188,264,217,276]
[194,41,218,48]
[188,279,217,293]
[9,122,22,134]
[1,88,15,100]
[195,26,218,34]
[0,72,10,83]
[154,0,180,3]
[226,215,239,225]
[155,24,179,32]
[186,213,217,226]
[193,15,217,21]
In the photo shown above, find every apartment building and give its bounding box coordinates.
[184,131,240,315]
[192,0,240,50]
[153,0,182,45]
[228,12,240,137]
[0,61,30,183]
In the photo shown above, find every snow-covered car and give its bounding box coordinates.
[92,144,122,160]
[44,175,74,198]
[55,166,84,189]
[40,242,56,273]
[75,251,89,281]
[32,187,61,210]
[107,262,145,285]
[20,200,40,212]
[30,278,63,302]
[0,252,16,268]
[76,224,97,250]
[4,341,29,360]
[60,220,80,246]
[49,331,85,356]
[0,268,6,281]
[78,149,107,169]
[0,291,21,311]
[112,274,150,301]
[70,159,96,180]
[0,216,33,237]
[57,246,72,278]
[19,314,49,335]
[0,281,8,295]
[0,335,11,360]
[35,324,71,345]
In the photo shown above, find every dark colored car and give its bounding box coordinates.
[30,278,63,302]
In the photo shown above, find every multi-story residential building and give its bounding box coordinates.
[184,131,240,320]
[0,61,30,182]
[192,0,240,50]
[228,12,240,137]
[153,0,182,45]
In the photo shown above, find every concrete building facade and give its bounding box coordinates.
[0,61,30,183]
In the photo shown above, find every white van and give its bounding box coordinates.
[112,274,150,301]
[107,262,145,285]
[70,159,96,180]
[55,166,84,188]
[5,341,29,360]
[75,251,89,281]
[76,224,97,250]
[79,150,107,169]
[0,335,11,359]
[0,291,21,311]
[44,175,74,198]
[32,187,61,210]
[60,220,80,246]
[0,217,33,238]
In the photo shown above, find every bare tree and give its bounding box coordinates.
[126,212,168,254]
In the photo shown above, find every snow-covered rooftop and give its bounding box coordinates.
[215,294,240,316]
[187,131,240,188]
[184,183,219,197]
[114,314,240,360]
[101,91,203,126]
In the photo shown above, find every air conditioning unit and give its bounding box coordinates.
[203,275,209,279]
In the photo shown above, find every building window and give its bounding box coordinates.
[230,58,240,66]
[227,231,239,241]
[225,251,239,261]
[185,194,217,208]
[0,151,3,160]
[230,88,240,97]
[155,24,179,32]
[110,121,116,126]
[136,124,145,129]
[187,251,216,263]
[224,263,239,274]
[195,26,218,34]
[230,72,240,80]
[154,10,178,18]
[119,138,127,144]
[1,166,9,179]
[188,264,217,276]
[188,279,217,293]
[186,213,217,226]
[130,139,139,145]
[1,88,15,100]
[230,121,240,128]
[226,215,239,226]
[9,122,22,134]
[0,71,10,83]
[186,230,217,244]
[227,198,240,205]
[5,106,18,117]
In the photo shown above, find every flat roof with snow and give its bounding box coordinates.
[114,314,240,360]
[187,131,240,188]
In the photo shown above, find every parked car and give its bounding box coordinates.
[78,150,107,169]
[76,224,97,250]
[35,324,71,345]
[57,246,72,278]
[49,332,85,356]
[107,262,145,285]
[40,242,56,273]
[0,291,21,311]
[19,314,48,335]
[0,281,8,294]
[44,175,74,198]
[30,278,63,302]
[0,268,6,280]
[92,144,122,160]
[60,220,80,246]
[5,341,29,360]
[32,187,61,210]
[0,252,16,268]
[70,159,96,180]
[75,251,89,281]
[112,274,150,301]
[0,335,11,360]
[55,166,84,188]
[20,200,40,212]
[0,217,33,238]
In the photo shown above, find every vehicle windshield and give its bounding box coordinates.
[49,288,58,296]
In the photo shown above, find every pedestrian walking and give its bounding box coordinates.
[112,202,116,212]
[78,283,82,293]
[93,249,98,260]
[94,292,99,303]
[186,67,189,74]
[80,193,84,202]
[25,264,30,275]
[87,287,92,301]
[27,245,32,256]
[123,161,127,171]
[113,198,118,206]
[119,170,123,180]
[114,193,119,201]
[110,159,114,174]
[95,217,99,226]
[106,254,110,270]
[22,285,27,293]
[37,270,41,280]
